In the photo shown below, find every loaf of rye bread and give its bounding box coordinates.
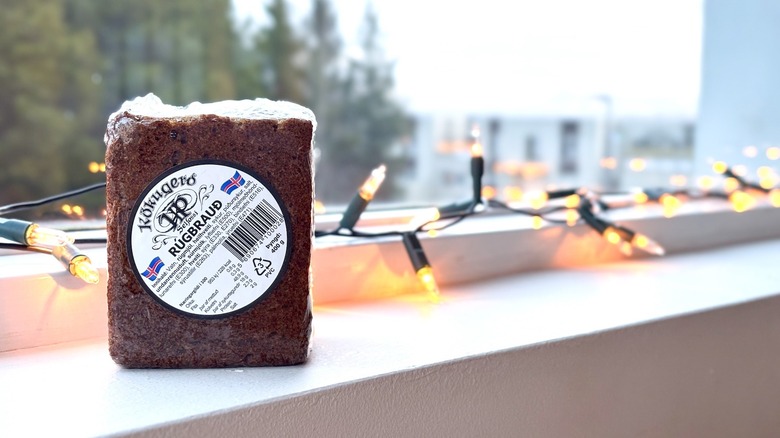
[104,94,314,368]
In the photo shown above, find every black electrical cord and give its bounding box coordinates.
[0,182,106,216]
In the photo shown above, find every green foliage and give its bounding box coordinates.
[0,0,410,213]
[254,0,306,103]
[311,4,410,202]
[0,0,80,205]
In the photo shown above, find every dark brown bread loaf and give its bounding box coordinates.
[105,94,314,368]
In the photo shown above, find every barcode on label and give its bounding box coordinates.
[222,200,282,260]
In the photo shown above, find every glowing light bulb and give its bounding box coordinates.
[416,266,440,301]
[61,204,73,215]
[602,224,665,256]
[628,158,647,172]
[770,189,780,208]
[729,190,755,213]
[631,233,665,256]
[712,161,728,174]
[723,177,740,193]
[759,178,776,190]
[358,164,386,201]
[51,243,100,284]
[504,186,523,203]
[72,205,84,217]
[633,192,649,204]
[470,142,484,158]
[767,147,780,160]
[314,200,326,214]
[669,174,687,187]
[757,166,774,179]
[697,176,715,190]
[99,163,106,172]
[604,227,623,245]
[481,185,496,199]
[660,194,681,218]
[88,162,100,173]
[564,194,581,209]
[565,209,579,227]
[527,191,548,210]
[531,216,543,230]
[71,255,100,284]
[600,157,617,169]
[25,224,74,248]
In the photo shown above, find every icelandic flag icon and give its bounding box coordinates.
[143,257,165,282]
[220,171,246,195]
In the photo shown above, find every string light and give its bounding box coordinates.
[697,176,715,190]
[471,139,485,205]
[628,158,646,172]
[659,194,681,218]
[633,192,649,204]
[565,210,579,226]
[728,190,755,213]
[578,199,665,256]
[338,164,386,230]
[526,191,548,210]
[603,225,665,256]
[563,194,580,209]
[503,186,523,203]
[759,178,775,190]
[3,154,777,295]
[72,205,84,217]
[757,166,774,179]
[723,177,740,193]
[712,161,728,174]
[770,189,780,208]
[600,157,617,169]
[669,175,687,187]
[358,164,386,201]
[0,218,73,248]
[481,185,496,200]
[314,200,326,214]
[51,243,100,284]
[401,232,439,301]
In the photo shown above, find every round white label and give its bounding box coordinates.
[127,160,291,318]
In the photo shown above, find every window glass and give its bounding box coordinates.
[0,0,704,220]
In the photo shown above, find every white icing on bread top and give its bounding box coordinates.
[112,93,315,122]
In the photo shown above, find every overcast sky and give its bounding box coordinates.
[233,0,703,116]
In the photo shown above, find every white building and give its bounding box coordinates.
[405,112,695,204]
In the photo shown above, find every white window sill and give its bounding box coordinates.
[1,238,780,436]
[2,201,780,353]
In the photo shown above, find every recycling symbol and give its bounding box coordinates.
[252,258,272,276]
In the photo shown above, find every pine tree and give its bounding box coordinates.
[314,4,409,202]
[199,0,237,101]
[0,0,90,206]
[255,0,306,103]
[303,0,342,197]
